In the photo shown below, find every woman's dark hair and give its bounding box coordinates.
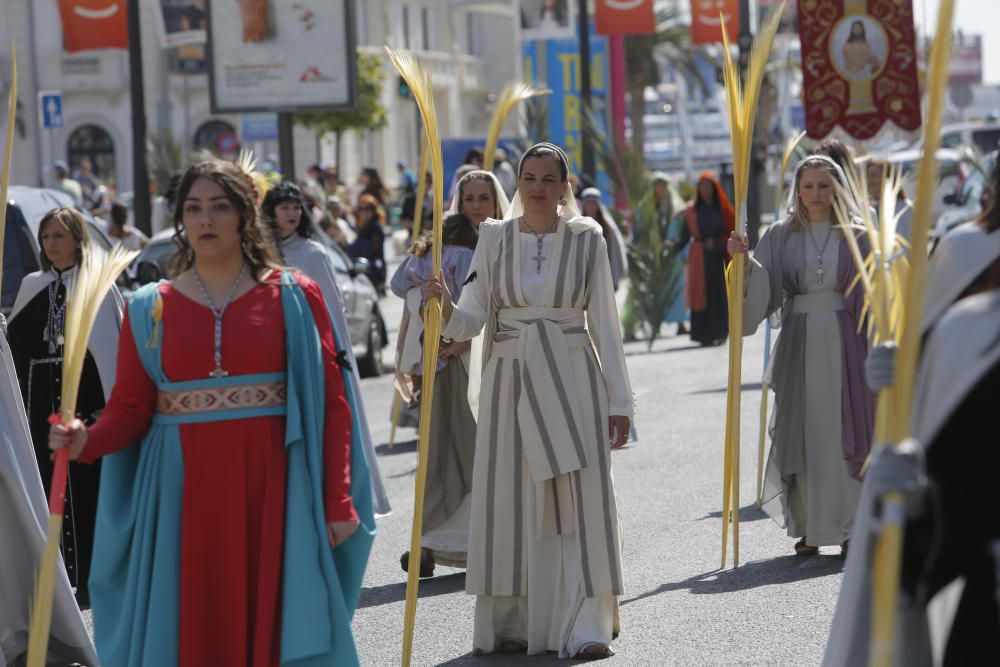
[360,167,387,202]
[410,213,478,257]
[462,147,485,166]
[847,20,866,43]
[261,181,312,238]
[978,160,1000,233]
[355,193,387,229]
[517,143,568,180]
[169,159,283,280]
[816,137,859,184]
[110,201,129,228]
[38,207,89,271]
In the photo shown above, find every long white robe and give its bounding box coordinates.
[280,234,392,516]
[0,317,99,666]
[442,216,632,657]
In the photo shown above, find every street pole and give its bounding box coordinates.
[577,0,596,184]
[278,112,296,181]
[127,0,153,235]
[738,0,762,248]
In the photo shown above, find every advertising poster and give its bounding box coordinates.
[594,0,655,36]
[206,0,356,113]
[520,0,577,42]
[156,0,207,47]
[799,0,921,140]
[522,24,613,198]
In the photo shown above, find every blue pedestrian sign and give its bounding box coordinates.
[39,91,64,129]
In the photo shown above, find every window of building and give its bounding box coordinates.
[66,124,115,186]
[421,6,431,50]
[402,6,411,49]
[193,120,239,157]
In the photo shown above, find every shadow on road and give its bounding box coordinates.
[688,382,763,394]
[624,343,703,358]
[359,572,466,609]
[699,503,770,522]
[621,555,843,605]
[437,651,596,665]
[375,439,418,456]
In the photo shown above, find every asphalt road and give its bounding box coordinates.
[352,274,846,666]
[80,259,846,665]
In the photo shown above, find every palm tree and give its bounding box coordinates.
[625,1,708,153]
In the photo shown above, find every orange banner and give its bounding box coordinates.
[595,0,656,35]
[690,0,740,45]
[58,0,128,53]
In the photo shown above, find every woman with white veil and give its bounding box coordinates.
[728,154,875,558]
[424,143,632,659]
[390,170,510,577]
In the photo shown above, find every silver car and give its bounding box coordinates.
[130,229,388,377]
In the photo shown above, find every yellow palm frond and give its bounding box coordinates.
[482,82,551,172]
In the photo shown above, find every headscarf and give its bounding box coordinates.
[684,171,736,311]
[785,154,864,225]
[444,169,512,220]
[504,142,582,220]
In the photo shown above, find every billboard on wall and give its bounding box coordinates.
[522,23,613,197]
[519,0,577,42]
[156,1,207,47]
[206,0,357,113]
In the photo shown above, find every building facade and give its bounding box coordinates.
[0,0,518,203]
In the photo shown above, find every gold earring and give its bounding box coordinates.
[559,197,567,205]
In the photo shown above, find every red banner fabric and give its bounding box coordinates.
[595,0,656,35]
[58,0,128,53]
[689,0,740,45]
[798,0,921,140]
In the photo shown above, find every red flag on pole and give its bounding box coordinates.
[690,0,739,45]
[799,0,921,139]
[595,0,656,35]
[58,0,128,52]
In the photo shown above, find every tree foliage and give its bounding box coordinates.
[295,51,389,165]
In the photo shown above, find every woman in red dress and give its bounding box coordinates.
[51,159,373,667]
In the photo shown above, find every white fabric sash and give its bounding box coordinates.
[491,307,590,484]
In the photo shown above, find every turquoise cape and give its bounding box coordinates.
[89,273,375,666]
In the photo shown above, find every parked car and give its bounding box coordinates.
[913,121,1000,155]
[131,229,389,377]
[1,186,115,314]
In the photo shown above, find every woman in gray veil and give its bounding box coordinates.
[728,154,874,557]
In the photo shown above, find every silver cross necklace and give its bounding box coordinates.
[191,262,248,378]
[804,222,834,285]
[522,216,560,274]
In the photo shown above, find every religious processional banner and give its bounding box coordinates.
[521,23,613,199]
[798,0,921,140]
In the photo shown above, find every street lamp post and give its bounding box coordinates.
[127,0,152,235]
[738,0,762,248]
[577,0,596,184]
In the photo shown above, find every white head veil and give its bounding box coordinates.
[785,154,864,225]
[504,142,582,220]
[445,169,512,220]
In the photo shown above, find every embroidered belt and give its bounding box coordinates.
[155,373,288,422]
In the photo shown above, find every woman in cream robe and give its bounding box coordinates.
[428,143,632,659]
[731,155,874,555]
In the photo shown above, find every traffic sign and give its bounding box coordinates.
[39,91,63,129]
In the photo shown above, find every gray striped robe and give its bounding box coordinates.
[442,216,632,599]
